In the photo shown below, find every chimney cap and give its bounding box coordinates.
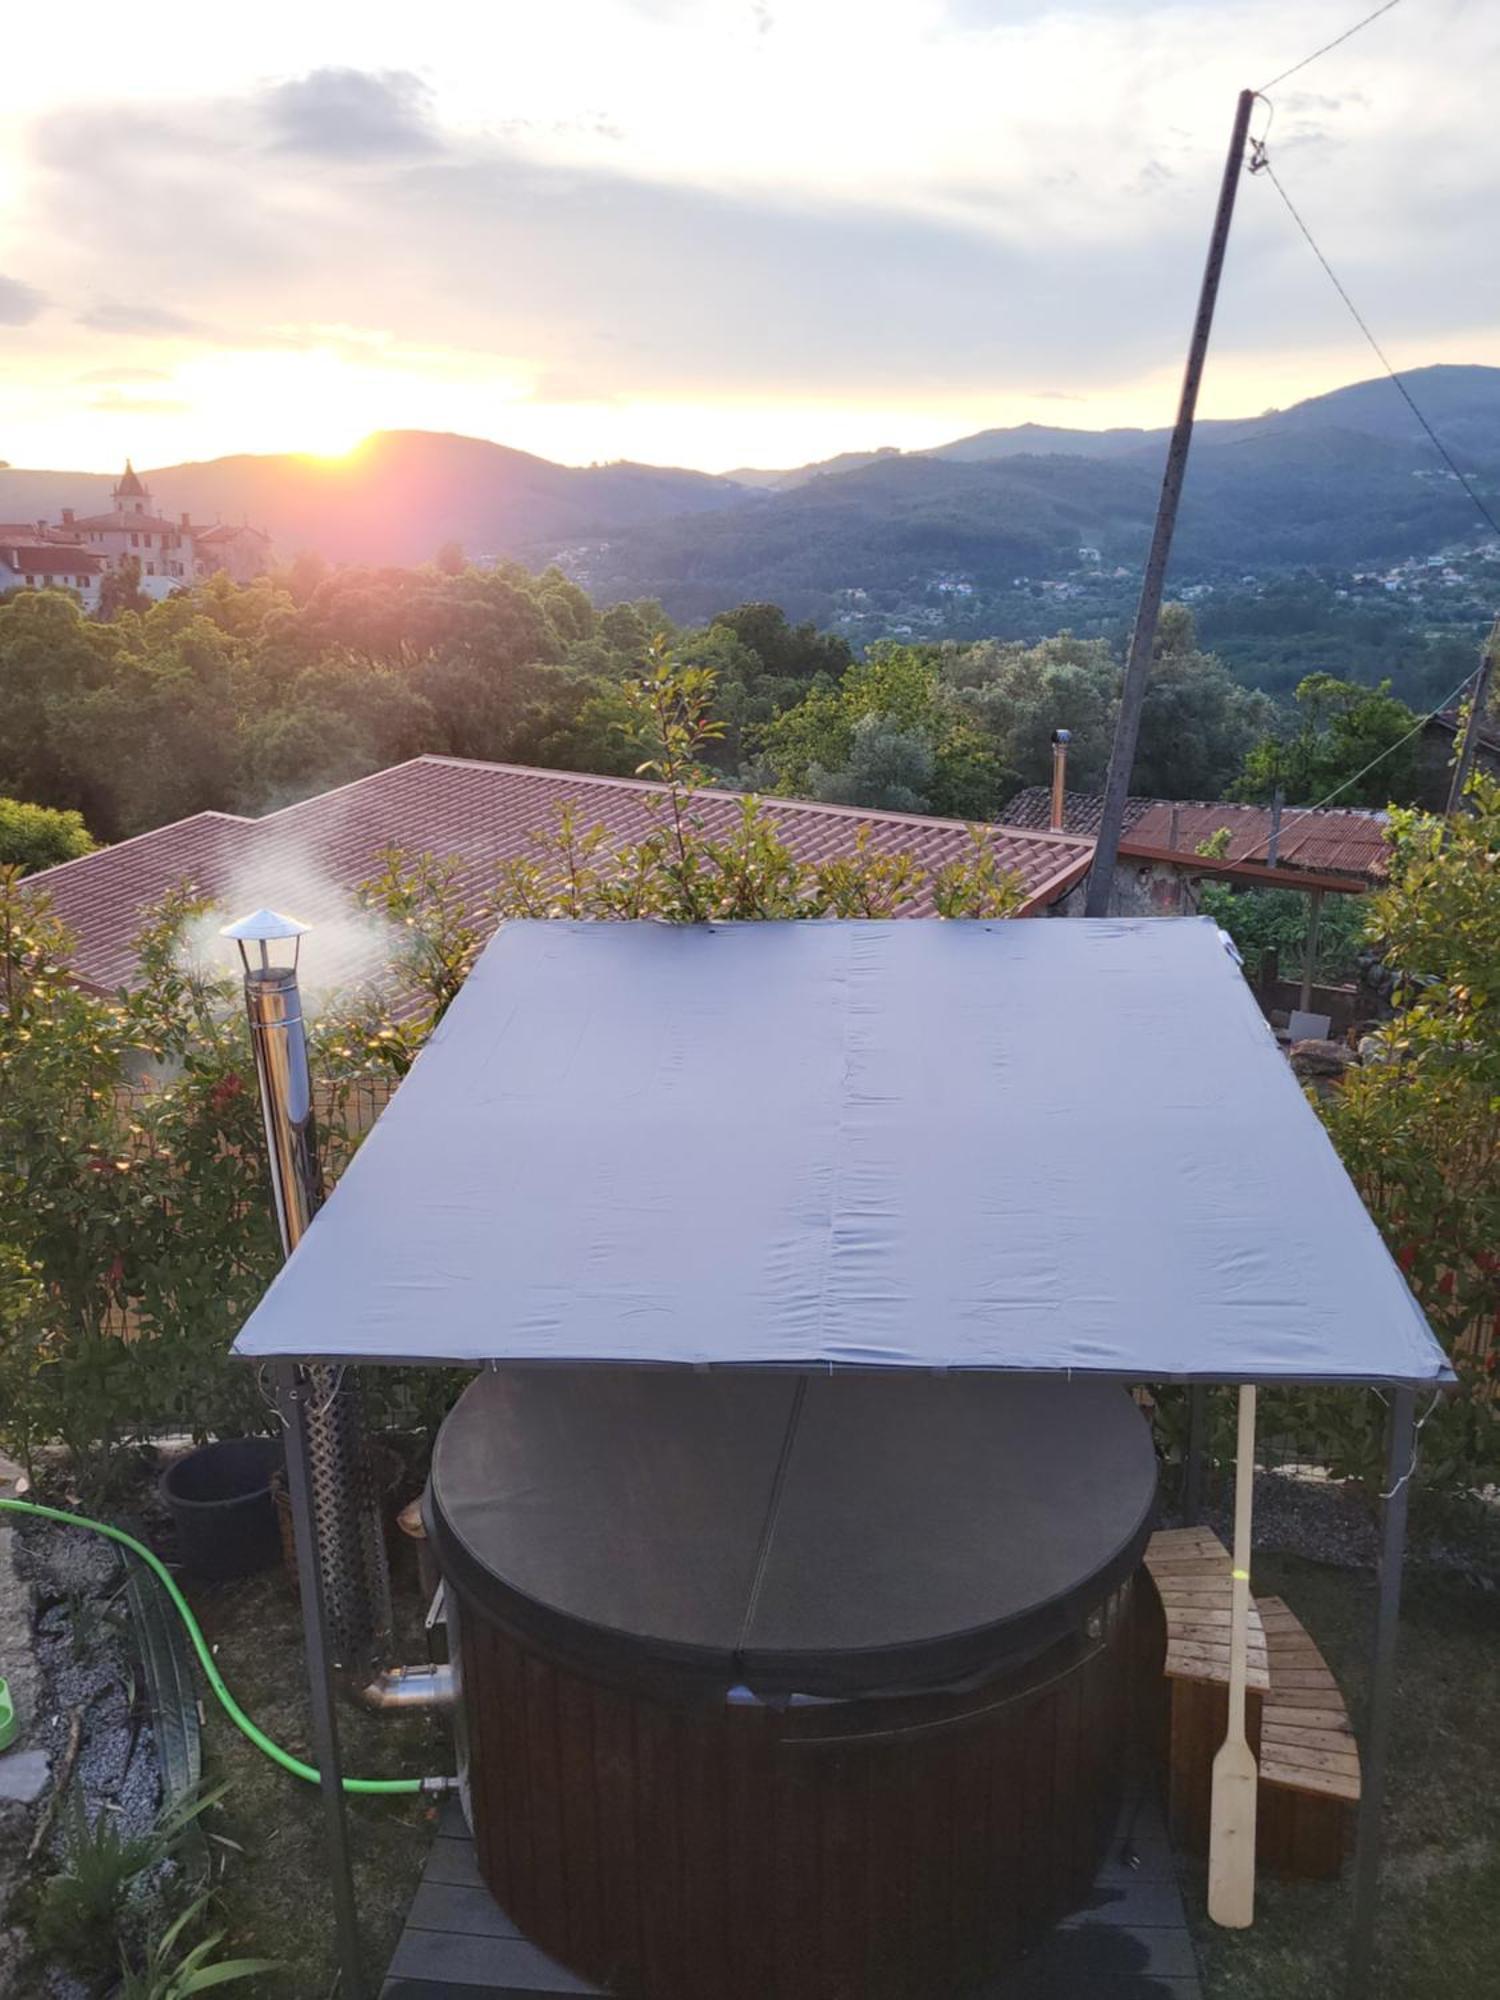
[220,907,310,943]
[1050,728,1072,746]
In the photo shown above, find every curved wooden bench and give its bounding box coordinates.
[1144,1528,1269,1854]
[1256,1595,1360,1880]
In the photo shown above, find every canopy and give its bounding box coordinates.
[233,917,1451,1385]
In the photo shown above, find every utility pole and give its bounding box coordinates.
[1444,616,1498,815]
[1085,89,1255,916]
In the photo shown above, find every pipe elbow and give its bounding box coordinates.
[354,1663,456,1713]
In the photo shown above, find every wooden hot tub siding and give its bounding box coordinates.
[457,1576,1156,2000]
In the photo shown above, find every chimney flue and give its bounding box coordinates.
[222,908,392,1672]
[61,508,75,527]
[1049,729,1072,832]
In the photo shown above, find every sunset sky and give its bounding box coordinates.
[3,0,1496,475]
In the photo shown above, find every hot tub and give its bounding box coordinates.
[427,1369,1159,1999]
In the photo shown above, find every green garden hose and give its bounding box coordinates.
[0,1495,452,1796]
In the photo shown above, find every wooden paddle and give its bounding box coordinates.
[1208,1382,1258,1928]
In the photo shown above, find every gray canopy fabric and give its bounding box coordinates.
[232,917,1451,1385]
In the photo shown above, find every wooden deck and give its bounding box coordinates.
[380,1794,1203,1999]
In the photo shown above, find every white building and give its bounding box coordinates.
[70,463,201,602]
[0,533,105,609]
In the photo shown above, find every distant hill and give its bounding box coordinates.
[578,365,1500,616]
[725,446,904,491]
[0,430,743,565]
[4,367,1496,604]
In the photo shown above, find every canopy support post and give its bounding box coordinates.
[1346,1384,1416,1999]
[277,1360,365,2000]
[1182,1386,1209,1522]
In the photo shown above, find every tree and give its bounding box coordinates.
[708,602,852,683]
[756,645,1008,818]
[943,607,1268,802]
[1309,775,1500,1493]
[0,796,95,872]
[97,556,150,621]
[434,539,467,576]
[1234,673,1420,808]
[1131,605,1272,799]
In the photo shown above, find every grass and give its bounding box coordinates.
[171,1517,1500,1998]
[1188,1549,1500,2000]
[184,1550,444,1999]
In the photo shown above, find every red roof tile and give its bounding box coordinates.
[31,758,1093,997]
[1,544,105,576]
[1000,787,1389,883]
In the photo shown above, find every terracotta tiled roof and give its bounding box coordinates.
[0,544,105,576]
[194,523,270,545]
[71,511,188,534]
[30,757,1094,998]
[1000,789,1154,839]
[1000,787,1389,883]
[0,522,83,544]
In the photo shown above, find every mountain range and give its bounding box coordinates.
[3,365,1497,619]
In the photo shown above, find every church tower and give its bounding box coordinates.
[111,461,151,517]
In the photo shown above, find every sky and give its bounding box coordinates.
[2,0,1497,475]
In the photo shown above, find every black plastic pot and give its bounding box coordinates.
[159,1437,285,1581]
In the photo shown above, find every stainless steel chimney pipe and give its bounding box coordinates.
[224,910,392,1672]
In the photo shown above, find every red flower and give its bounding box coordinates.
[209,1073,245,1114]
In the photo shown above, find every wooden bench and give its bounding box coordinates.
[1144,1528,1270,1854]
[1256,1595,1360,1880]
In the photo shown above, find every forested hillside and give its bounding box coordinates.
[3,562,1417,853]
[4,368,1496,605]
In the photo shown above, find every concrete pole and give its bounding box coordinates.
[1444,618,1497,815]
[1086,89,1254,916]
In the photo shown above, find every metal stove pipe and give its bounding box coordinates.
[224,909,393,1673]
[1049,729,1071,832]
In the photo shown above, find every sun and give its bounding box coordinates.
[173,348,396,459]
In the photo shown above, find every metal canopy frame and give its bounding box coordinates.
[244,922,1440,1998]
[280,1366,1421,2000]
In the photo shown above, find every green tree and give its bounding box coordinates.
[943,607,1268,801]
[0,796,95,872]
[1234,673,1420,808]
[1307,776,1500,1493]
[97,556,151,621]
[756,644,1006,818]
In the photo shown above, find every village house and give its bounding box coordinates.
[0,530,106,608]
[0,463,275,606]
[28,755,1094,1002]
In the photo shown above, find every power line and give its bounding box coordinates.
[1257,0,1406,94]
[1254,154,1500,542]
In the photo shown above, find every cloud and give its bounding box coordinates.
[0,274,46,325]
[75,366,172,384]
[78,301,203,335]
[10,6,1500,442]
[88,391,192,415]
[260,68,439,158]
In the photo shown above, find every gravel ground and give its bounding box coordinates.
[1161,1464,1499,1582]
[13,1518,167,1999]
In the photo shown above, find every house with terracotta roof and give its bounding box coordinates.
[29,756,1094,1001]
[56,463,274,602]
[999,784,1391,1020]
[1000,787,1391,893]
[68,463,204,601]
[0,539,106,609]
